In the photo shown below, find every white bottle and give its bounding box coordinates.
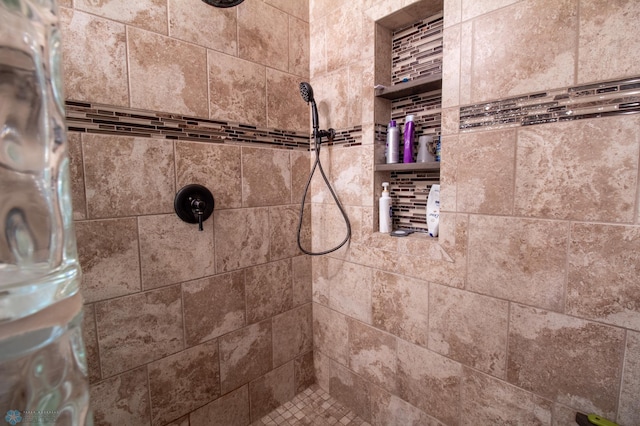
[379,182,392,233]
[427,184,440,237]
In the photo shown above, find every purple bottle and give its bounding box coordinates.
[403,115,415,163]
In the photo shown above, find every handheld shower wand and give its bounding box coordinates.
[297,82,351,256]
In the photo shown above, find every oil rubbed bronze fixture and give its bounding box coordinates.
[201,0,244,7]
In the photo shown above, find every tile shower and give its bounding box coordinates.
[60,0,640,426]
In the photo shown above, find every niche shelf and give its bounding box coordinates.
[375,73,442,100]
[374,161,440,172]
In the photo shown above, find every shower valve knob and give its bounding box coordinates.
[174,184,214,231]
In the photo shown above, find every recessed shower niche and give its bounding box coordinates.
[374,0,444,234]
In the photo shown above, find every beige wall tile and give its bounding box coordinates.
[76,218,140,303]
[470,0,577,103]
[289,17,310,77]
[461,0,519,21]
[208,50,267,125]
[96,286,184,377]
[182,271,246,346]
[329,360,372,422]
[245,259,293,324]
[291,150,311,204]
[89,367,150,426]
[314,349,331,391]
[372,270,429,347]
[552,403,581,426]
[325,5,365,72]
[265,0,309,21]
[454,129,516,214]
[294,351,315,393]
[578,0,640,83]
[442,25,461,109]
[310,0,341,22]
[619,331,640,425]
[507,304,625,417]
[461,368,552,425]
[568,223,640,331]
[249,362,295,420]
[82,304,101,383]
[311,256,331,305]
[75,0,167,34]
[242,146,292,207]
[148,341,220,426]
[164,416,189,426]
[59,8,128,106]
[237,0,289,71]
[138,214,214,290]
[67,133,86,220]
[269,205,307,261]
[443,0,461,27]
[396,339,462,426]
[467,215,568,311]
[429,284,509,378]
[371,385,443,426]
[267,69,309,132]
[292,255,312,306]
[82,134,175,218]
[347,64,364,127]
[219,320,273,394]
[312,70,349,130]
[168,0,237,54]
[329,260,373,324]
[128,27,208,117]
[214,208,270,272]
[273,304,313,367]
[175,141,242,210]
[348,319,397,393]
[189,385,250,426]
[459,21,472,105]
[313,303,349,365]
[515,116,640,222]
[309,17,326,78]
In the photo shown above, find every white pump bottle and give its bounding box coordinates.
[379,182,392,233]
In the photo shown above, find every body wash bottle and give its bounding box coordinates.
[403,115,415,163]
[379,182,392,233]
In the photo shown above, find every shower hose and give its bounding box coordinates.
[296,133,351,256]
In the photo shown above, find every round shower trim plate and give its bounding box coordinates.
[201,0,244,7]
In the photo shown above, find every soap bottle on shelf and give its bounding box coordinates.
[386,120,400,164]
[379,182,392,233]
[403,115,415,163]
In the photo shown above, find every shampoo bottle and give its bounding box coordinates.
[379,182,392,233]
[426,184,440,237]
[403,115,415,163]
[386,120,400,163]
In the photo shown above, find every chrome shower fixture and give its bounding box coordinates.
[201,0,244,7]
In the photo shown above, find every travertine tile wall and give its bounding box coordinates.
[60,0,313,425]
[310,0,640,425]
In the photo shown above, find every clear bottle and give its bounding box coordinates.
[0,1,92,424]
[417,135,434,163]
[385,120,399,164]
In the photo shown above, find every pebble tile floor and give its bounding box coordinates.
[251,384,371,426]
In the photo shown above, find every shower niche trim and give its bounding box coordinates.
[373,1,444,234]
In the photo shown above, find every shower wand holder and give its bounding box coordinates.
[316,128,335,141]
[174,184,214,231]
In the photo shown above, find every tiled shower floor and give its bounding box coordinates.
[251,384,371,426]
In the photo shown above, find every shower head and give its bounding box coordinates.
[300,82,319,135]
[299,82,314,104]
[201,0,244,7]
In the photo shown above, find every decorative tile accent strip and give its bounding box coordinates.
[459,76,640,131]
[392,12,443,85]
[65,100,311,150]
[391,90,442,137]
[313,125,363,149]
[390,170,439,232]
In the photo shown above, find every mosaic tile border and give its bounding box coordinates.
[459,76,640,131]
[390,170,439,232]
[392,13,443,85]
[65,100,311,150]
[320,125,363,148]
